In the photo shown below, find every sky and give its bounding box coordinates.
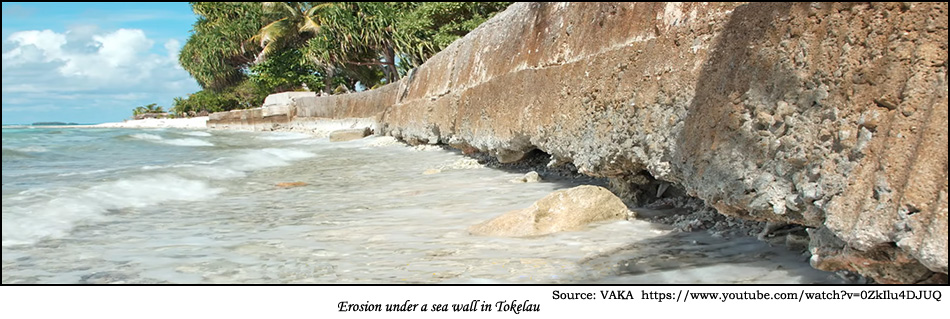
[2,2,201,124]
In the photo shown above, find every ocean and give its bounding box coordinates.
[2,126,844,283]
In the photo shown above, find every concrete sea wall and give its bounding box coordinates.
[208,2,948,283]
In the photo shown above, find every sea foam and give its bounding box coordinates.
[129,132,213,146]
[1,174,223,247]
[161,138,214,147]
[230,148,317,171]
[180,131,212,137]
[257,132,313,140]
[130,133,163,140]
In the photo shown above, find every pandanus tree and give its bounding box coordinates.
[254,2,403,91]
[392,2,513,69]
[303,2,513,86]
[317,2,403,84]
[179,2,265,91]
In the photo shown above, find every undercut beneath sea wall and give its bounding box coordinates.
[208,2,949,283]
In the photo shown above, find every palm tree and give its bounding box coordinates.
[131,103,164,118]
[132,106,147,117]
[251,2,332,61]
[171,97,188,117]
[250,2,342,93]
[254,2,411,92]
[305,22,385,91]
[144,103,159,113]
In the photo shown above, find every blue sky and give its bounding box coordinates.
[2,2,201,124]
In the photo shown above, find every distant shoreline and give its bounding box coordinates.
[17,117,211,129]
[89,116,208,129]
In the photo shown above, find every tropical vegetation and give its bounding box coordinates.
[132,103,166,117]
[150,2,511,118]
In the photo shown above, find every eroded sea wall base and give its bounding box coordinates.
[208,2,949,283]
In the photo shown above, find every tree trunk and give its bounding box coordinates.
[381,63,392,84]
[324,66,335,94]
[382,44,399,83]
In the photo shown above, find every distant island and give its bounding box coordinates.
[32,122,81,126]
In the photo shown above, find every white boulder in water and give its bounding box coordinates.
[469,185,629,237]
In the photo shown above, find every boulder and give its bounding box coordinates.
[469,185,629,237]
[494,149,527,163]
[510,171,542,183]
[329,128,371,142]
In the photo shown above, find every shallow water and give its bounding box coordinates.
[2,127,843,284]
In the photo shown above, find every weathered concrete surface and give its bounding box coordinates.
[469,185,629,237]
[208,85,395,131]
[380,2,949,283]
[207,2,948,283]
[294,84,398,119]
[262,91,316,108]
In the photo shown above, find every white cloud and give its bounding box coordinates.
[3,28,163,82]
[1,25,200,123]
[2,30,66,64]
[164,39,181,69]
[95,29,152,66]
[5,26,195,82]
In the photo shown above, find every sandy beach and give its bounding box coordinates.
[89,116,209,129]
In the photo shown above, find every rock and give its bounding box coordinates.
[368,136,401,147]
[444,158,482,169]
[524,171,541,183]
[785,233,809,252]
[494,149,527,163]
[808,227,937,284]
[656,183,670,198]
[431,158,482,176]
[412,144,442,151]
[873,98,898,110]
[469,185,629,237]
[329,128,371,142]
[510,171,542,183]
[276,182,308,188]
[79,271,134,284]
[449,142,481,155]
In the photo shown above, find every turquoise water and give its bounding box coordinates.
[2,126,844,284]
[3,126,258,246]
